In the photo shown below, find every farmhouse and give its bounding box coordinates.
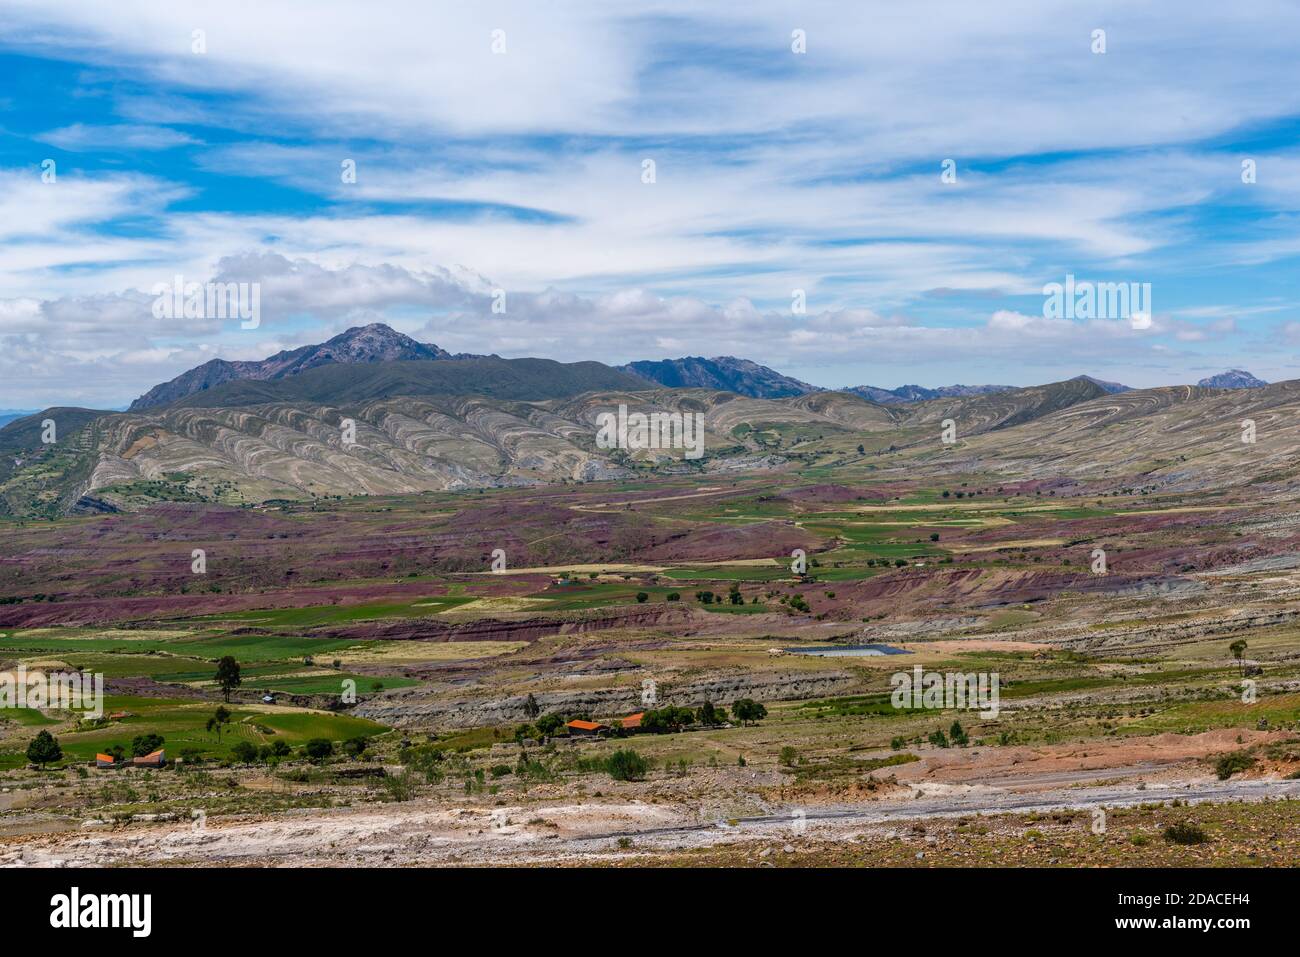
[130,749,165,768]
[95,753,116,769]
[620,712,644,732]
[565,719,608,736]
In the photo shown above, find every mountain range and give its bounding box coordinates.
[0,322,1286,519]
[128,323,1144,409]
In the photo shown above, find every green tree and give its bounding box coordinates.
[303,738,334,762]
[732,699,767,726]
[342,736,370,758]
[206,705,232,741]
[26,730,62,767]
[779,746,799,767]
[214,656,242,702]
[131,733,165,757]
[523,693,540,719]
[1229,639,1248,677]
[231,741,259,764]
[665,592,680,602]
[728,582,743,605]
[535,713,563,736]
[636,592,649,603]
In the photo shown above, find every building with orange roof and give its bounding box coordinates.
[130,749,165,768]
[621,712,644,731]
[565,719,608,736]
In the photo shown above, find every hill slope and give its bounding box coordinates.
[621,356,818,398]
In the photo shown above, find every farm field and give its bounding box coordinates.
[1,460,1299,868]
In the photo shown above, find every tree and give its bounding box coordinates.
[535,713,564,736]
[131,733,165,757]
[694,590,715,604]
[1229,639,1248,677]
[857,444,865,454]
[523,693,540,719]
[206,705,232,741]
[732,699,767,726]
[342,736,370,758]
[779,746,799,767]
[26,730,62,767]
[303,738,334,762]
[231,741,259,764]
[697,700,718,726]
[642,706,695,734]
[214,656,242,702]
[666,592,680,602]
[728,582,743,605]
[636,592,649,603]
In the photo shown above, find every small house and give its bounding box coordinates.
[95,753,117,769]
[565,719,608,737]
[620,712,644,732]
[131,749,165,768]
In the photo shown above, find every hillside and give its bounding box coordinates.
[621,356,818,398]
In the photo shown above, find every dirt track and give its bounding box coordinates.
[5,773,1297,868]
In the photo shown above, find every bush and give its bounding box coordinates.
[605,749,649,781]
[666,592,680,602]
[303,738,334,762]
[342,736,370,758]
[131,733,165,757]
[1163,822,1209,845]
[231,741,259,764]
[1214,751,1255,780]
[635,592,649,603]
[779,746,799,767]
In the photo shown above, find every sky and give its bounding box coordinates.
[3,0,1300,409]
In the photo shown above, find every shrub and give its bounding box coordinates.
[779,746,799,767]
[303,738,334,762]
[605,749,649,781]
[131,733,165,757]
[666,592,680,602]
[342,736,370,758]
[635,592,649,603]
[1163,822,1209,845]
[231,741,259,764]
[1214,751,1255,780]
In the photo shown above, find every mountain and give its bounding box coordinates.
[843,383,1015,403]
[129,323,453,411]
[170,356,648,409]
[1074,375,1132,394]
[621,356,818,398]
[0,409,39,428]
[1198,369,1268,389]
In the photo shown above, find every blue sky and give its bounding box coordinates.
[4,0,1300,408]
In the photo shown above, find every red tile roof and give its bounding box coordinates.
[621,712,644,729]
[566,720,604,732]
